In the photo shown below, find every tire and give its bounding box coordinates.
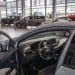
[14,24,17,29]
[16,23,21,28]
[36,23,40,26]
[18,24,21,28]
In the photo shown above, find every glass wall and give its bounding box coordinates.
[6,1,17,16]
[25,0,30,16]
[67,0,75,15]
[18,0,22,16]
[32,0,45,16]
[24,0,53,19]
[56,0,75,17]
[0,0,75,20]
[6,0,15,1]
[56,0,65,17]
[46,0,52,19]
[1,10,6,18]
[0,1,6,18]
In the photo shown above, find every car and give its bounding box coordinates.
[0,22,75,75]
[14,16,45,29]
[1,16,20,27]
[65,14,75,21]
[55,14,75,22]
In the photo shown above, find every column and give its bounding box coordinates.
[30,0,32,16]
[45,0,47,20]
[6,2,7,17]
[16,0,18,15]
[65,0,67,17]
[52,0,56,22]
[21,0,25,16]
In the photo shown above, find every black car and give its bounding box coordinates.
[1,16,20,27]
[15,16,45,29]
[0,22,75,75]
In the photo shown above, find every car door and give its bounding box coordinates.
[55,31,75,75]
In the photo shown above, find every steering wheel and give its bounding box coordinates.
[0,31,14,51]
[38,40,55,61]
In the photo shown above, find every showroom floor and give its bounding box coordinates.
[0,23,40,41]
[0,27,30,41]
[0,26,29,38]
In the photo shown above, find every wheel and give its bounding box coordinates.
[36,23,40,26]
[15,23,20,29]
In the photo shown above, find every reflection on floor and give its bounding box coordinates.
[0,27,29,38]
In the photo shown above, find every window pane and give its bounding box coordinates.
[47,0,52,5]
[32,0,39,7]
[46,7,52,16]
[7,2,11,9]
[32,0,44,7]
[6,0,15,2]
[11,1,16,8]
[25,9,30,16]
[18,0,21,8]
[1,10,6,18]
[67,2,75,15]
[32,8,45,16]
[67,0,75,3]
[18,9,22,16]
[25,0,30,7]
[39,0,44,6]
[7,9,12,16]
[56,0,65,4]
[56,0,65,17]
